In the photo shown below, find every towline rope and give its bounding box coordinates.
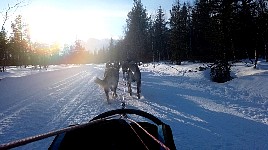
[127,121,150,150]
[126,118,171,150]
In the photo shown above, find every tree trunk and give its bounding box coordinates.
[1,58,5,72]
[265,43,268,62]
[254,49,258,68]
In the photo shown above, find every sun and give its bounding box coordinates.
[23,5,110,45]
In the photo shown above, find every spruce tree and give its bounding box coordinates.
[178,3,191,61]
[153,6,168,61]
[10,15,23,66]
[0,28,7,71]
[124,0,150,62]
[169,1,191,64]
[234,0,257,60]
[255,0,268,62]
[108,38,117,62]
[192,0,214,62]
[169,0,181,64]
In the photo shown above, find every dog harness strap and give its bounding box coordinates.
[158,125,165,150]
[49,133,66,150]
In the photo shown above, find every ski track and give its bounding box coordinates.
[136,67,268,149]
[0,64,267,150]
[143,72,268,126]
[0,66,103,143]
[0,64,127,149]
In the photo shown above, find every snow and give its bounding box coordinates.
[0,60,268,150]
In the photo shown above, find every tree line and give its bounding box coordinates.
[109,0,268,65]
[0,2,106,71]
[0,14,102,71]
[1,0,268,71]
[0,15,100,71]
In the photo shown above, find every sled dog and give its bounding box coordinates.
[121,61,128,79]
[94,62,120,103]
[123,61,141,99]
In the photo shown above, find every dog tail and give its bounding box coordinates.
[94,77,105,88]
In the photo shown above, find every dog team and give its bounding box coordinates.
[94,60,141,103]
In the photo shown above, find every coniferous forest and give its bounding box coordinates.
[0,0,268,72]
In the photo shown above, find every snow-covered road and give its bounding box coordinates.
[0,63,267,149]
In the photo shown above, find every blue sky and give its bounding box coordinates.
[0,0,190,44]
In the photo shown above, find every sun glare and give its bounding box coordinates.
[23,5,112,45]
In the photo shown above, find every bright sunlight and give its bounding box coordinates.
[23,5,114,44]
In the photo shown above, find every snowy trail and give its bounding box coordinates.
[0,63,267,149]
[136,66,268,149]
[115,67,267,149]
[0,65,111,149]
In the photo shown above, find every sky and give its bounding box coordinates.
[0,59,267,149]
[0,0,190,45]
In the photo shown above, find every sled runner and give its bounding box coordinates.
[0,108,176,150]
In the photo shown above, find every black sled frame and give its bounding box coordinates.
[0,109,176,150]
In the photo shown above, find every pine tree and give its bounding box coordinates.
[124,0,150,62]
[9,15,29,66]
[10,15,23,66]
[178,3,191,61]
[71,39,87,64]
[234,0,257,60]
[255,0,268,62]
[147,15,154,62]
[217,0,236,60]
[153,6,168,61]
[192,0,230,62]
[0,28,7,72]
[108,38,117,62]
[169,1,191,64]
[169,0,181,64]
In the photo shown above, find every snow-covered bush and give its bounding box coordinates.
[210,60,231,83]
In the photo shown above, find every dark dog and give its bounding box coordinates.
[122,61,141,99]
[94,62,120,103]
[121,61,128,80]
